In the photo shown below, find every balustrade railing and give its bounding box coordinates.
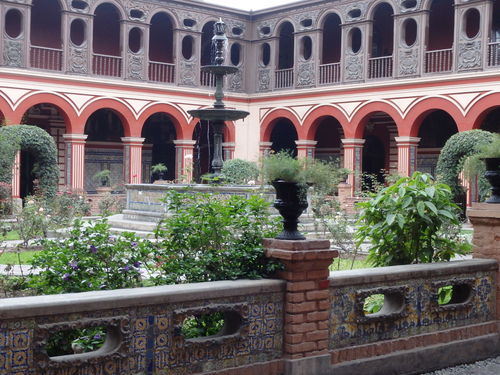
[149,61,175,83]
[274,68,294,89]
[200,70,216,87]
[29,46,63,71]
[319,63,341,85]
[92,53,122,77]
[368,56,393,79]
[488,42,500,67]
[425,48,453,73]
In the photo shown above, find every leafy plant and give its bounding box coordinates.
[147,190,282,284]
[97,192,125,216]
[92,169,111,187]
[0,181,12,216]
[356,172,471,266]
[221,159,260,184]
[436,130,495,200]
[262,151,349,193]
[151,163,168,175]
[28,219,150,294]
[181,313,225,339]
[16,196,51,245]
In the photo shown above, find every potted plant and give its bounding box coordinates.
[463,134,500,203]
[92,169,111,188]
[151,163,168,181]
[263,151,347,240]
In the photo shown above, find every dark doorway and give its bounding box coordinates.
[20,150,35,199]
[271,119,298,156]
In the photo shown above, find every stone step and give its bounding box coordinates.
[107,214,158,232]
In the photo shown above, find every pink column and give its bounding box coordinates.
[341,138,365,195]
[11,151,20,198]
[395,136,420,177]
[62,134,87,191]
[121,137,145,184]
[295,140,317,158]
[222,142,236,161]
[259,141,273,158]
[173,140,196,183]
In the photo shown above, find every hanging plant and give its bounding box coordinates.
[0,125,59,198]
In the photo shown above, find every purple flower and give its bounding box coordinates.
[133,261,141,268]
[89,245,97,253]
[69,260,78,270]
[131,242,138,247]
[93,334,102,340]
[62,273,71,281]
[122,265,131,272]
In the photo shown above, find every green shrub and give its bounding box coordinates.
[0,125,59,198]
[220,159,260,184]
[147,190,282,284]
[356,172,471,266]
[436,130,495,200]
[28,219,150,294]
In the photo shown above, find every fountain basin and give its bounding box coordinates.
[188,108,249,122]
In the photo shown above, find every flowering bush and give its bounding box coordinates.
[0,181,12,216]
[28,219,151,294]
[49,189,90,227]
[147,190,282,285]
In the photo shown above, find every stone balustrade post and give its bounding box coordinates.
[264,238,338,375]
[468,203,500,318]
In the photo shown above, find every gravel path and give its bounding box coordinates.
[422,356,500,375]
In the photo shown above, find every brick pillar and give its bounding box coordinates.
[121,137,145,184]
[468,203,500,318]
[296,140,317,158]
[341,139,365,195]
[62,134,87,191]
[264,239,338,375]
[222,142,235,161]
[395,136,420,177]
[173,140,196,183]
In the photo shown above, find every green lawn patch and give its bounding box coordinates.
[330,257,371,271]
[0,230,20,241]
[0,250,38,264]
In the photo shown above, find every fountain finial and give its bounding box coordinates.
[212,19,227,66]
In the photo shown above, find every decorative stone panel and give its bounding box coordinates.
[344,53,363,81]
[179,60,197,86]
[458,40,482,70]
[3,39,24,67]
[296,61,315,87]
[399,48,419,76]
[68,45,88,74]
[128,53,144,80]
[258,69,272,92]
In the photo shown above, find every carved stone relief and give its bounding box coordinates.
[180,60,197,86]
[341,2,368,22]
[67,0,92,13]
[296,62,315,87]
[399,48,419,76]
[257,20,277,38]
[174,10,201,31]
[345,53,363,81]
[458,41,482,70]
[124,0,153,21]
[128,54,144,80]
[258,69,271,91]
[229,70,243,91]
[398,0,422,12]
[3,39,24,67]
[68,45,88,74]
[225,20,247,38]
[292,10,321,30]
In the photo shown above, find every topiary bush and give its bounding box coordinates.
[220,158,260,184]
[435,130,495,200]
[0,125,59,198]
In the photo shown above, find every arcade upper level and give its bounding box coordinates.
[1,0,499,95]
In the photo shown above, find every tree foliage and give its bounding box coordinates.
[220,158,260,184]
[356,172,470,266]
[0,125,59,198]
[435,130,495,199]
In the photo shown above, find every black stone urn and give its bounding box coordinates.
[484,157,500,204]
[272,180,308,240]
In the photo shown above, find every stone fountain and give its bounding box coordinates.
[188,19,249,180]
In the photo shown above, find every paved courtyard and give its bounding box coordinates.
[422,356,500,375]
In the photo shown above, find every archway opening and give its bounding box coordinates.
[362,112,398,190]
[84,109,124,192]
[417,110,458,176]
[193,121,223,182]
[371,3,394,58]
[278,22,294,70]
[426,0,454,72]
[93,3,122,76]
[21,104,67,197]
[270,118,298,156]
[322,14,342,64]
[141,113,177,182]
[149,13,174,83]
[479,107,500,133]
[30,0,62,70]
[313,117,343,163]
